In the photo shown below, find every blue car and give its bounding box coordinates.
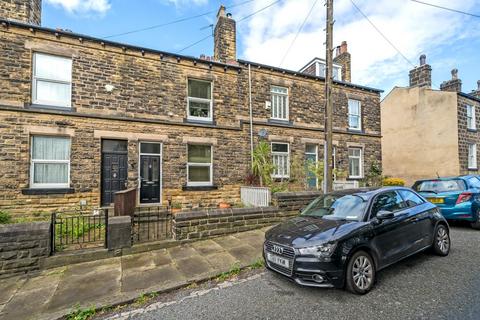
[413,175,480,229]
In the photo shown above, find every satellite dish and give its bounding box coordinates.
[258,129,268,138]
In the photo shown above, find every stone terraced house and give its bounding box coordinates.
[382,54,480,185]
[0,0,382,219]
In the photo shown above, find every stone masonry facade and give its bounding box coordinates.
[457,94,480,175]
[0,1,382,220]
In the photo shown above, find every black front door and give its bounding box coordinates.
[101,140,128,206]
[140,155,161,203]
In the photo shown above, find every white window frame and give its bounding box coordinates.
[187,144,213,187]
[315,61,342,81]
[468,143,477,170]
[348,99,362,131]
[271,142,290,179]
[138,142,163,206]
[30,135,71,189]
[305,144,318,188]
[348,147,363,179]
[187,79,213,122]
[467,105,476,130]
[32,52,72,108]
[270,86,289,121]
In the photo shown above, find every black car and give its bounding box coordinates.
[263,187,450,294]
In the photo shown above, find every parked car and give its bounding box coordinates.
[412,175,480,229]
[263,187,449,294]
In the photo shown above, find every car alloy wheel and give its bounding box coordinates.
[346,250,376,294]
[352,255,373,290]
[471,209,480,230]
[436,226,450,254]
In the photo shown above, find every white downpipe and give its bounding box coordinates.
[248,64,254,168]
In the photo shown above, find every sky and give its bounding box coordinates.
[41,0,480,95]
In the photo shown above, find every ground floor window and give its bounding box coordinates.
[272,142,289,178]
[468,143,477,169]
[30,135,71,188]
[348,147,363,178]
[305,144,318,189]
[187,144,212,186]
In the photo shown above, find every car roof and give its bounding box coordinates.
[329,186,409,199]
[414,175,478,183]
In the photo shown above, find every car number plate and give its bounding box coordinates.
[427,197,444,204]
[266,252,289,268]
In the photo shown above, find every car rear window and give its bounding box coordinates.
[467,177,480,189]
[413,179,466,193]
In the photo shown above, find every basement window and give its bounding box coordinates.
[187,79,213,122]
[30,136,71,188]
[187,144,213,186]
[271,142,290,178]
[467,105,476,130]
[32,53,72,108]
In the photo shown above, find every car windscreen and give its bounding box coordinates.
[413,179,466,193]
[300,194,367,221]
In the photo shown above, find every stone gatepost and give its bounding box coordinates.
[107,216,132,251]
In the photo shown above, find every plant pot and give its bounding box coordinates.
[171,208,181,214]
[219,202,231,209]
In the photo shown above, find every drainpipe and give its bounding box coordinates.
[248,64,254,169]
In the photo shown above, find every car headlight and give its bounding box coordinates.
[298,243,337,257]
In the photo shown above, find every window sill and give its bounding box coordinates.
[184,118,216,126]
[347,128,363,133]
[268,119,293,126]
[29,104,72,111]
[468,167,478,171]
[22,188,75,195]
[182,185,218,191]
[348,176,363,180]
[467,128,477,132]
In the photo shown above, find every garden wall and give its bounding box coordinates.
[273,191,322,211]
[0,222,51,278]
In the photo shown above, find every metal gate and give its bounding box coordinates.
[131,207,172,244]
[51,211,108,253]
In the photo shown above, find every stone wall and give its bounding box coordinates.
[173,207,297,241]
[457,94,480,175]
[0,221,50,278]
[0,0,42,25]
[273,191,322,211]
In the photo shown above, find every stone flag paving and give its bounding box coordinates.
[0,228,267,320]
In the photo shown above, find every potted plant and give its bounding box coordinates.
[218,202,231,209]
[171,202,182,214]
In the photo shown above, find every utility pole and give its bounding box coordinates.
[324,0,334,193]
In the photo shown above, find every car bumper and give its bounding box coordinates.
[263,252,345,288]
[438,205,474,221]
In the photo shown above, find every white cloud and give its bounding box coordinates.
[45,0,111,15]
[236,0,480,89]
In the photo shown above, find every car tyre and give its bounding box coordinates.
[345,250,376,295]
[471,209,480,230]
[432,224,450,256]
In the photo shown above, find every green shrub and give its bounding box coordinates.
[0,211,12,224]
[382,177,406,186]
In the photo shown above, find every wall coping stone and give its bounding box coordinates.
[274,191,322,198]
[0,222,50,236]
[174,206,280,221]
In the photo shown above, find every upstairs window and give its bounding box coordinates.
[348,147,363,178]
[467,105,476,130]
[187,145,212,186]
[317,62,342,81]
[187,79,212,122]
[31,136,71,188]
[348,99,362,131]
[32,53,72,108]
[271,142,289,178]
[271,86,289,121]
[469,143,477,169]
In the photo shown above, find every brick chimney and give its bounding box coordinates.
[214,5,236,64]
[470,80,480,99]
[409,54,431,88]
[333,41,351,82]
[440,69,462,93]
[0,0,42,25]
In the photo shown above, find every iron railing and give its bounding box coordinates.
[132,206,172,244]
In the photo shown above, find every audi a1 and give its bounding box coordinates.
[263,187,450,294]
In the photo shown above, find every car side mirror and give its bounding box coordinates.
[376,210,394,220]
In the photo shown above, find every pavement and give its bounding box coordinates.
[104,225,480,320]
[0,228,268,320]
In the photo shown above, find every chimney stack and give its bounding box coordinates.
[0,0,42,25]
[409,54,432,88]
[471,80,480,99]
[440,68,462,93]
[333,41,351,82]
[214,5,236,64]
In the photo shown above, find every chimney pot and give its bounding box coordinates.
[217,5,226,18]
[419,54,426,66]
[226,12,232,18]
[340,41,348,54]
[477,80,480,90]
[451,68,458,80]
